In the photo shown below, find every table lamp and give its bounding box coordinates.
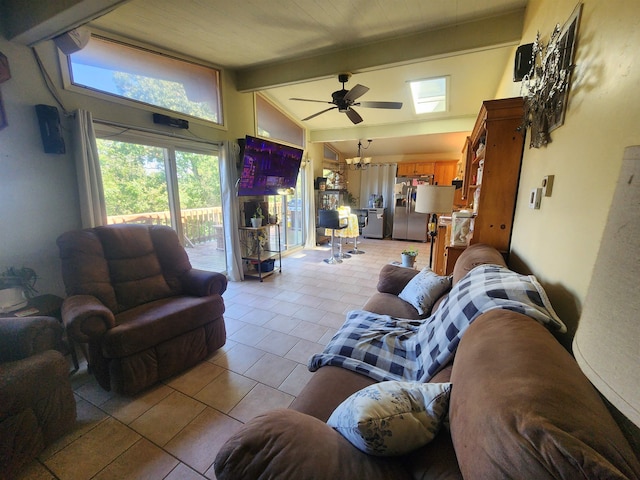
[415,185,455,269]
[573,146,640,428]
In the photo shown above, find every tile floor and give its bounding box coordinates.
[18,237,425,480]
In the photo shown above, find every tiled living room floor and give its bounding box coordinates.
[18,237,425,480]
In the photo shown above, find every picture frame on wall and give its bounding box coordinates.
[548,3,583,132]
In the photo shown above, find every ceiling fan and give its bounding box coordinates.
[290,73,403,124]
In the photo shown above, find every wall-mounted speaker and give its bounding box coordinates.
[152,113,189,129]
[513,43,534,82]
[35,104,66,154]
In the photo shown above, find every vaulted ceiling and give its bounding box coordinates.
[4,0,528,158]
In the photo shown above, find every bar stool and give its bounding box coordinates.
[348,211,367,255]
[318,209,348,264]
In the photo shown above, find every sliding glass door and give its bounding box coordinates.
[96,138,226,272]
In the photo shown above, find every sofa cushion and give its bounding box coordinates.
[102,294,224,358]
[450,309,640,480]
[328,381,451,456]
[376,264,420,295]
[214,409,412,480]
[363,292,421,319]
[398,267,452,316]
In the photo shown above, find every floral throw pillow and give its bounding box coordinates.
[398,267,452,316]
[327,381,452,456]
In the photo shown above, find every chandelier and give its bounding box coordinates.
[345,139,372,170]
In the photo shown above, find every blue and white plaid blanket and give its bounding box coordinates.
[308,264,566,383]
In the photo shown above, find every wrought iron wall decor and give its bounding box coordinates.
[520,3,582,148]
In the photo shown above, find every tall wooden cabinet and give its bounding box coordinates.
[436,97,525,274]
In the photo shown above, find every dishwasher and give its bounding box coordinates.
[362,208,385,239]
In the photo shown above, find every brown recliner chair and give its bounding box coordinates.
[57,224,227,395]
[0,316,76,478]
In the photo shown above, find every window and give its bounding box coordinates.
[409,76,449,114]
[256,94,307,250]
[67,36,222,124]
[256,94,304,147]
[96,135,226,273]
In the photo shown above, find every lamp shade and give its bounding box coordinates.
[415,185,455,214]
[573,145,640,427]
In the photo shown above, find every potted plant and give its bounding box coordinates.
[251,206,264,228]
[401,247,418,268]
[0,266,38,313]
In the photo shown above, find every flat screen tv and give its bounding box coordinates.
[238,135,304,196]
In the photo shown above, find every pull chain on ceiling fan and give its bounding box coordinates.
[290,73,403,124]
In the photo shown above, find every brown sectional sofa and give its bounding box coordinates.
[215,244,640,479]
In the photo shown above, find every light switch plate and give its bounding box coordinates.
[542,175,554,196]
[529,188,542,209]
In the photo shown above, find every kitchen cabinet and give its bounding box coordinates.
[397,162,435,177]
[396,161,457,185]
[433,160,458,186]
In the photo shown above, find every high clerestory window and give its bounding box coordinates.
[65,35,222,124]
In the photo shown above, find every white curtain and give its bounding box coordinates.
[73,109,107,227]
[303,158,316,249]
[359,163,397,236]
[220,141,244,281]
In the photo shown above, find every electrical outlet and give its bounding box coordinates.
[542,175,554,197]
[529,188,542,209]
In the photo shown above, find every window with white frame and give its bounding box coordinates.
[94,126,226,273]
[66,35,222,124]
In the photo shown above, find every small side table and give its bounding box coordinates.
[1,294,79,371]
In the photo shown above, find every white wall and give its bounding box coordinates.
[495,0,640,337]
[0,36,254,296]
[0,38,79,297]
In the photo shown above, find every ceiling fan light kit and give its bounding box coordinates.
[290,73,403,124]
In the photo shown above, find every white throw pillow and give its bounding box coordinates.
[398,267,452,316]
[327,381,452,456]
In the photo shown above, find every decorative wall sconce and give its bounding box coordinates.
[519,3,582,148]
[345,139,372,170]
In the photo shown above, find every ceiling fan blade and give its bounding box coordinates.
[358,101,403,109]
[302,106,337,121]
[343,84,369,103]
[345,108,363,124]
[290,97,333,104]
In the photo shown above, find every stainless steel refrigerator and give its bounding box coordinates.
[392,177,430,241]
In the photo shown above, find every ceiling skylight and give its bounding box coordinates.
[409,76,448,114]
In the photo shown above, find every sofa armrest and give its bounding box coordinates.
[0,350,70,419]
[214,409,411,480]
[449,310,640,479]
[181,269,227,297]
[61,295,115,343]
[0,317,63,363]
[376,264,420,295]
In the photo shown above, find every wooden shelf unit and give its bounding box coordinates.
[239,224,282,281]
[439,97,526,273]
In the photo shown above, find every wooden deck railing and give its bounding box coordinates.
[108,207,224,248]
